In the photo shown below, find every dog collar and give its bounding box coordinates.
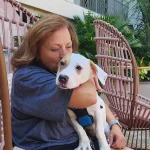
[109,119,122,129]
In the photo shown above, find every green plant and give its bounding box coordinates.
[139,69,150,81]
[127,0,150,81]
[73,12,97,63]
[14,36,24,47]
[132,46,150,81]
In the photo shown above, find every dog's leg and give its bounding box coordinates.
[94,111,111,150]
[67,109,92,150]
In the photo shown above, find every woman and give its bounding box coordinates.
[11,15,130,150]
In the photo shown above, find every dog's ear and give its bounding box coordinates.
[90,60,108,85]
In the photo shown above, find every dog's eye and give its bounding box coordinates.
[60,61,65,66]
[76,65,82,70]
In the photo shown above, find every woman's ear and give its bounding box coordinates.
[89,60,108,85]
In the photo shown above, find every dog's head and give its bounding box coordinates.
[56,53,107,89]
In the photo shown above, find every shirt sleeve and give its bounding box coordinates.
[11,66,73,122]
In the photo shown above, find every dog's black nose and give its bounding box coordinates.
[58,75,69,84]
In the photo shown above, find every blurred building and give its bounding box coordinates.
[15,0,129,20]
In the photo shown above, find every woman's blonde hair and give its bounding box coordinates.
[11,14,79,69]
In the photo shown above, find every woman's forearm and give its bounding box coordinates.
[68,78,97,108]
[105,104,116,123]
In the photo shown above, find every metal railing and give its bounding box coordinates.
[138,66,150,71]
[74,0,129,18]
[138,67,150,71]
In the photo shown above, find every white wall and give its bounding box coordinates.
[16,0,97,20]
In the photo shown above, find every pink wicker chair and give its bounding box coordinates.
[0,0,37,149]
[94,20,150,150]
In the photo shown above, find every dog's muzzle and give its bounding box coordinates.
[58,74,69,88]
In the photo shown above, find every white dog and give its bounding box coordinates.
[56,53,111,150]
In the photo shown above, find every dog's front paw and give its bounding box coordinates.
[74,142,92,150]
[100,144,111,150]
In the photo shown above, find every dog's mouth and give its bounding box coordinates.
[58,83,68,89]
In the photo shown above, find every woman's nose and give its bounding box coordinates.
[59,47,68,59]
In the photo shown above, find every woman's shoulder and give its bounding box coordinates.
[13,66,55,82]
[15,65,49,74]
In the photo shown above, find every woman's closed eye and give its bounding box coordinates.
[66,45,72,50]
[48,43,72,52]
[50,48,59,52]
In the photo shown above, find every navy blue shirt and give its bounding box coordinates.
[11,66,78,150]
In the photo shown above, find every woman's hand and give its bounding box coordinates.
[109,124,126,149]
[68,77,97,108]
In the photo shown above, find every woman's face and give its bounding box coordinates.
[39,27,73,72]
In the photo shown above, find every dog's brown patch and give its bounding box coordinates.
[58,54,71,72]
